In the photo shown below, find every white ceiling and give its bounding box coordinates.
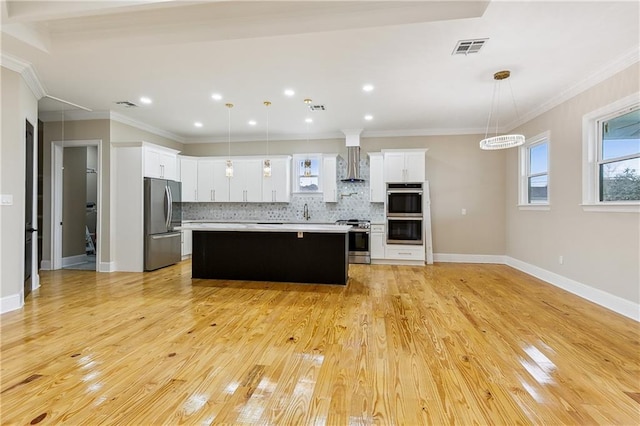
[2,0,639,144]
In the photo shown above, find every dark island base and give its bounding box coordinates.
[192,231,349,285]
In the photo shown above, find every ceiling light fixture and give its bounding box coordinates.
[263,101,272,177]
[284,89,295,97]
[479,70,525,150]
[212,93,223,101]
[248,120,257,126]
[225,103,234,177]
[363,84,374,92]
[305,118,313,123]
[139,97,152,104]
[194,122,203,128]
[364,115,373,121]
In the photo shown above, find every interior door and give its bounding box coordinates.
[24,120,35,299]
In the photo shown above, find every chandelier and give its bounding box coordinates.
[479,70,525,150]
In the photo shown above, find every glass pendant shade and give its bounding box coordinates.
[480,70,525,150]
[263,101,272,177]
[263,159,271,177]
[225,103,234,177]
[225,159,233,177]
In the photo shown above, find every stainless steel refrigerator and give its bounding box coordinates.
[144,177,182,271]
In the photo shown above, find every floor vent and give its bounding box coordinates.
[452,38,488,55]
[115,101,138,107]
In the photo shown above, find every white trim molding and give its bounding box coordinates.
[1,293,23,314]
[99,262,116,273]
[1,53,47,99]
[62,254,88,268]
[505,256,639,322]
[433,253,506,264]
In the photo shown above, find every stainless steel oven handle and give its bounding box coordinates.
[387,190,423,194]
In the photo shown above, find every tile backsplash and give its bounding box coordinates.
[182,157,385,223]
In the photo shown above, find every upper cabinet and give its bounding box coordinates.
[197,159,229,202]
[262,157,292,203]
[229,158,263,202]
[368,152,384,203]
[322,154,338,203]
[179,156,198,202]
[383,149,426,182]
[143,144,179,180]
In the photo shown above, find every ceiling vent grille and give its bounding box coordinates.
[309,104,326,111]
[452,38,488,55]
[115,101,138,108]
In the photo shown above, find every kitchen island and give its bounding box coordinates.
[180,223,351,285]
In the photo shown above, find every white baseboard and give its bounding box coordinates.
[99,261,115,272]
[505,256,640,322]
[1,293,22,314]
[434,253,507,264]
[62,254,88,267]
[40,260,51,270]
[371,259,425,266]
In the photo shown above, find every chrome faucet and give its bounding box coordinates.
[303,203,311,221]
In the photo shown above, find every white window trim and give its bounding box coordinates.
[518,130,550,210]
[292,153,323,194]
[582,92,640,213]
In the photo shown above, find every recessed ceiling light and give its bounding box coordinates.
[211,93,223,101]
[248,120,257,126]
[362,84,374,92]
[139,96,152,104]
[284,89,295,97]
[364,115,373,121]
[194,122,203,128]
[305,118,313,123]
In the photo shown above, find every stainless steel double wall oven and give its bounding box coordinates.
[386,183,423,245]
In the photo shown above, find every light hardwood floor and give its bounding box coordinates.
[1,261,638,425]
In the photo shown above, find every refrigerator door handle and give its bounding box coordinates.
[168,185,173,227]
[165,185,171,229]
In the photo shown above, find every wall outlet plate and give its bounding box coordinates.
[1,194,13,205]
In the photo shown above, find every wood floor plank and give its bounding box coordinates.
[1,261,638,425]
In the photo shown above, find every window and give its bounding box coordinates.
[583,93,640,212]
[293,154,322,193]
[519,132,550,208]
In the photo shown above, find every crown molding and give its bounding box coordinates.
[38,109,110,122]
[506,47,640,131]
[109,111,185,143]
[0,52,46,99]
[362,127,486,138]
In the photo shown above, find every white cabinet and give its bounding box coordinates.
[180,156,198,202]
[368,152,384,203]
[385,245,425,261]
[383,149,426,183]
[229,158,263,202]
[197,159,229,202]
[262,157,291,202]
[322,154,338,203]
[144,144,179,180]
[370,224,385,259]
[181,229,192,258]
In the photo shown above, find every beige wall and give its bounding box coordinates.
[506,63,640,304]
[184,134,507,256]
[1,67,38,300]
[110,121,183,150]
[62,147,87,258]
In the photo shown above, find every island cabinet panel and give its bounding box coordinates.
[192,231,349,285]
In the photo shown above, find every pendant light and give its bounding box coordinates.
[479,70,525,150]
[225,103,234,177]
[263,101,272,177]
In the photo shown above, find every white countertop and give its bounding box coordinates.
[178,222,352,233]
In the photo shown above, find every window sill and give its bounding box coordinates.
[581,203,640,213]
[518,204,551,211]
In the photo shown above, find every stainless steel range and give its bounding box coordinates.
[335,219,371,264]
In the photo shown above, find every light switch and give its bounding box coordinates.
[1,194,13,206]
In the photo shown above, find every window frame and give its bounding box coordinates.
[292,153,323,194]
[582,93,640,212]
[518,131,551,210]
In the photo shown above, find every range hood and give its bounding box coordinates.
[341,129,365,182]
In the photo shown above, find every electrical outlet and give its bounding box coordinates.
[0,194,13,205]
[559,255,564,265]
[461,208,467,215]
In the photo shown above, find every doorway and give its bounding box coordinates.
[24,120,35,299]
[51,140,102,271]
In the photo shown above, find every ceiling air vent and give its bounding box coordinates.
[309,104,326,111]
[115,100,138,108]
[452,38,488,55]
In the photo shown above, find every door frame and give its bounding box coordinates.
[51,139,103,271]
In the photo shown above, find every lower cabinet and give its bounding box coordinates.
[385,245,425,261]
[370,224,385,259]
[181,230,192,258]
